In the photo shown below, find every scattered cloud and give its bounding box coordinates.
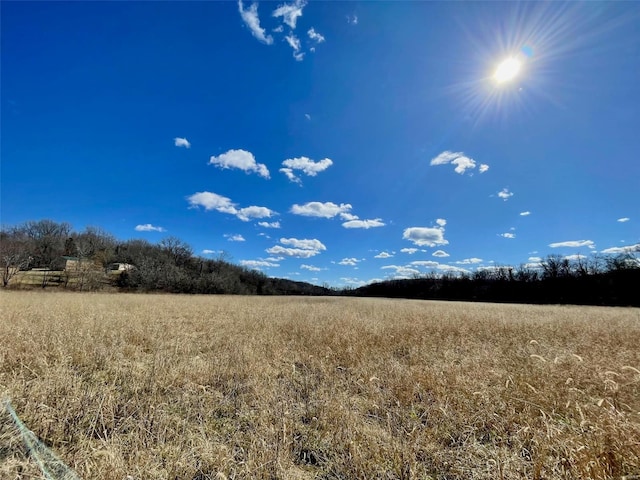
[520,211,531,216]
[432,250,450,258]
[258,221,281,228]
[202,249,219,255]
[300,264,323,271]
[409,261,439,268]
[346,14,358,25]
[209,149,270,178]
[307,28,325,43]
[174,137,191,148]
[284,33,304,61]
[280,157,333,183]
[304,113,311,120]
[400,248,418,255]
[236,206,275,221]
[381,265,421,277]
[291,201,352,218]
[135,224,166,232]
[342,218,385,229]
[338,257,362,266]
[187,191,276,222]
[272,0,306,29]
[266,237,326,258]
[564,254,587,261]
[497,188,513,200]
[224,234,246,242]
[436,218,446,227]
[430,151,484,175]
[600,243,640,254]
[500,233,516,239]
[617,217,630,222]
[528,256,542,262]
[402,224,448,247]
[238,1,274,45]
[455,258,483,265]
[374,251,393,259]
[240,259,280,269]
[479,164,489,173]
[548,240,595,249]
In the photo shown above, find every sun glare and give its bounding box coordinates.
[494,57,522,83]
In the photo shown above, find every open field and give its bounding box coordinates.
[1,292,639,479]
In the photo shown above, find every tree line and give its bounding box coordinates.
[0,219,330,295]
[1,219,638,305]
[349,254,640,306]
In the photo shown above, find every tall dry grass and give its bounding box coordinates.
[0,291,638,479]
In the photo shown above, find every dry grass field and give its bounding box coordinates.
[1,291,639,480]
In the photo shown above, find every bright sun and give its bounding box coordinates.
[494,57,522,83]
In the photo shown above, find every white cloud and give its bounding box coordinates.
[430,151,481,175]
[436,218,446,227]
[174,137,191,148]
[238,1,274,45]
[307,28,325,43]
[409,261,439,268]
[400,248,418,255]
[340,277,365,286]
[525,262,543,269]
[374,252,393,259]
[280,157,333,183]
[284,34,304,60]
[300,264,322,271]
[236,206,274,221]
[224,234,245,242]
[135,224,166,232]
[342,219,385,229]
[266,237,326,258]
[280,238,323,250]
[273,25,284,33]
[202,249,219,255]
[455,258,483,265]
[346,15,358,25]
[498,188,513,200]
[187,191,275,222]
[479,164,489,173]
[381,265,421,277]
[600,243,640,254]
[520,211,531,216]
[437,264,471,274]
[617,217,630,222]
[291,201,352,218]
[280,168,298,183]
[500,233,516,239]
[240,260,280,269]
[432,250,450,258]
[564,254,587,261]
[528,256,542,262]
[339,257,362,266]
[340,212,359,221]
[258,221,281,228]
[209,149,270,178]
[272,0,306,29]
[549,240,595,249]
[304,113,311,120]
[403,226,448,247]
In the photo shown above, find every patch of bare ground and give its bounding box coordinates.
[1,291,638,479]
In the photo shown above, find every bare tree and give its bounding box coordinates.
[0,231,31,287]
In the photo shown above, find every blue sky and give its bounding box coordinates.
[2,1,639,287]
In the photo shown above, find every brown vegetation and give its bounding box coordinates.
[1,291,639,479]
